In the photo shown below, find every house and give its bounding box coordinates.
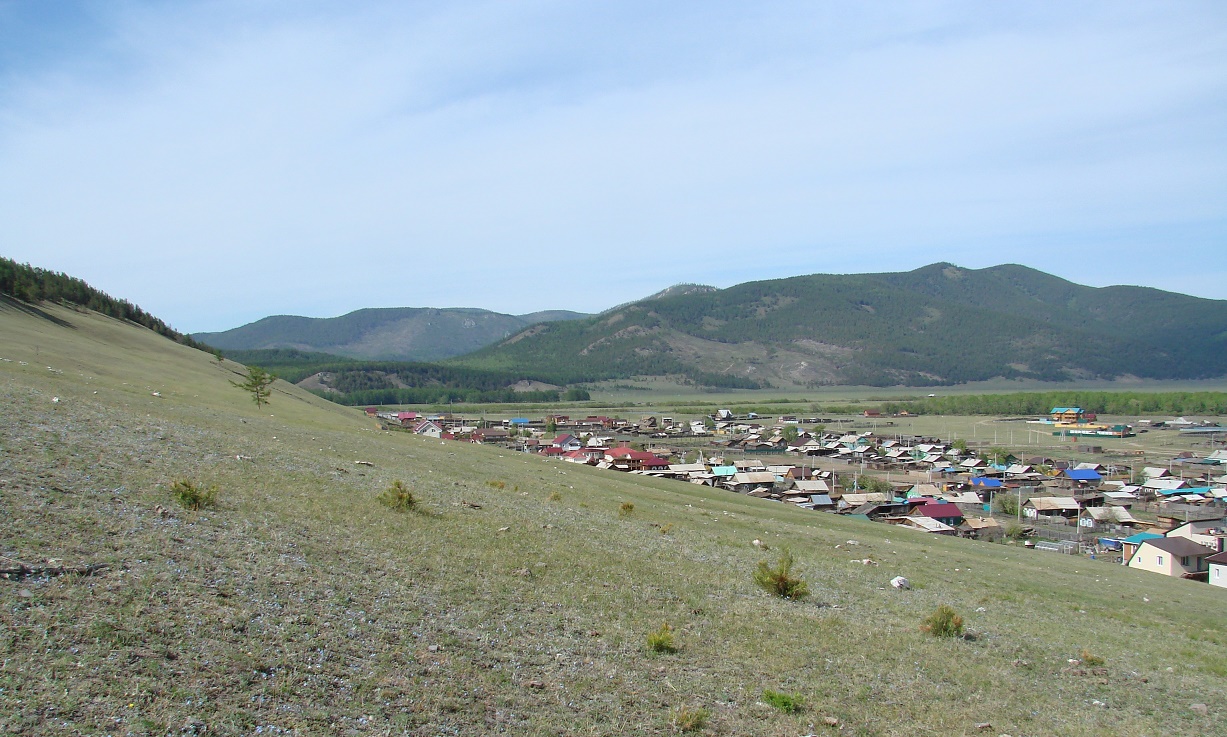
[1050,407,1085,424]
[1126,537,1215,579]
[1023,496,1081,520]
[1207,551,1227,589]
[911,502,965,526]
[1083,506,1140,529]
[1142,477,1190,495]
[471,428,509,443]
[1164,519,1227,553]
[790,479,831,494]
[1063,468,1103,486]
[604,447,668,471]
[413,420,444,438]
[551,434,583,451]
[959,516,1003,541]
[727,471,779,492]
[893,516,957,535]
[1118,532,1164,563]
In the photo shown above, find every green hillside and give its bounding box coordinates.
[453,263,1227,387]
[194,307,589,362]
[2,286,1225,734]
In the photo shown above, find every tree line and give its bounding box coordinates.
[0,257,209,352]
[319,386,589,406]
[881,391,1227,417]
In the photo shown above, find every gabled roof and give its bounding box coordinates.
[942,492,984,505]
[731,471,778,485]
[1064,469,1102,481]
[913,502,965,519]
[1086,506,1138,523]
[969,477,1002,487]
[1025,496,1081,512]
[1140,537,1216,557]
[1206,551,1227,565]
[1143,477,1188,491]
[897,516,956,533]
[840,492,890,505]
[1121,532,1163,544]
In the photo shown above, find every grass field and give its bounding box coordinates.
[2,302,1225,736]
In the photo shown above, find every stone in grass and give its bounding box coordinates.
[890,576,910,590]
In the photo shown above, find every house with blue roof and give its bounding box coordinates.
[1119,532,1164,564]
[1050,407,1085,423]
[1064,468,1102,486]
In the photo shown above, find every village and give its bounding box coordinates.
[368,405,1227,589]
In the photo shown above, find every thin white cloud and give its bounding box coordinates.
[0,1,1223,332]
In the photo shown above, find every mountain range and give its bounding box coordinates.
[193,263,1227,388]
[449,263,1227,387]
[193,307,589,362]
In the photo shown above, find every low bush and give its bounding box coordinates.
[647,622,678,653]
[1079,648,1105,666]
[377,480,417,511]
[170,479,218,511]
[753,548,810,600]
[619,501,635,516]
[487,480,506,490]
[762,688,804,713]
[669,705,709,733]
[920,604,964,638]
[549,490,563,502]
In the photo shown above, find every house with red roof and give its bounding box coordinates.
[604,447,669,471]
[551,434,583,451]
[910,501,965,526]
[413,420,443,438]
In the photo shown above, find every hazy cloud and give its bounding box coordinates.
[2,0,1224,332]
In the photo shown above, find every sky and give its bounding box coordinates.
[1,1,1225,334]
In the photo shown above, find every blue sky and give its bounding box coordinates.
[2,1,1224,333]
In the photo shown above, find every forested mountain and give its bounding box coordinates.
[193,307,589,362]
[0,257,207,351]
[450,264,1227,387]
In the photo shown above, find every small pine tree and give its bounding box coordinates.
[230,366,276,407]
[377,480,417,511]
[753,548,810,599]
[920,604,964,638]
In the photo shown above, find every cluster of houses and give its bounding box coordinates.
[366,406,1227,587]
[1118,520,1227,588]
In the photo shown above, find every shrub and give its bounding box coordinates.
[669,705,709,733]
[377,480,417,511]
[762,689,804,713]
[753,548,810,600]
[659,523,674,535]
[487,480,506,490]
[170,479,218,511]
[1004,522,1025,540]
[549,490,563,502]
[1079,648,1105,666]
[647,622,678,653]
[995,494,1020,517]
[920,604,964,638]
[619,501,635,516]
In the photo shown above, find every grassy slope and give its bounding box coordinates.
[2,303,1225,736]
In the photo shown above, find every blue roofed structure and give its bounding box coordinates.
[1064,468,1102,482]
